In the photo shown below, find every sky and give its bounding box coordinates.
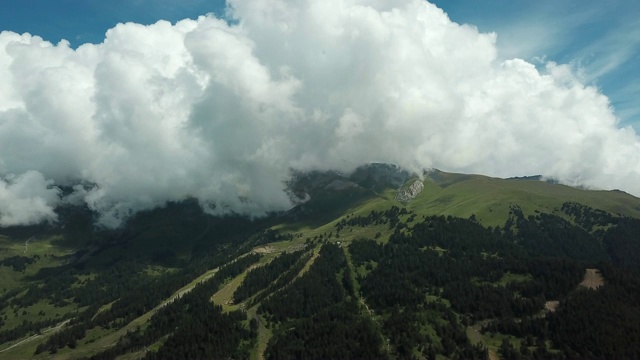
[0,0,639,227]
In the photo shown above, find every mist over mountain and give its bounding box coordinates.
[2,0,640,228]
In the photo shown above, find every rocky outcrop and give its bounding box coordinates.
[395,180,424,202]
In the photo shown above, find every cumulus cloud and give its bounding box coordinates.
[0,0,639,227]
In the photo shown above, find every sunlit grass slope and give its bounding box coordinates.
[405,170,640,228]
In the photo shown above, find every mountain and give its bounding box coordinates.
[1,164,640,359]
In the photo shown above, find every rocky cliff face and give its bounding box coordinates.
[395,180,424,202]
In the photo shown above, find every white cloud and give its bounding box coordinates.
[0,171,60,226]
[0,0,639,227]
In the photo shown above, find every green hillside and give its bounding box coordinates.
[1,165,640,360]
[411,170,640,227]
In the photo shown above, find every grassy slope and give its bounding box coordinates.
[0,234,77,293]
[408,171,640,227]
[275,170,640,241]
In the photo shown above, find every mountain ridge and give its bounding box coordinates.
[1,164,640,359]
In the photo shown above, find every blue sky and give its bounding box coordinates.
[1,0,638,129]
[0,0,226,44]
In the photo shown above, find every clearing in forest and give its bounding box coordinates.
[580,268,604,290]
[544,300,560,312]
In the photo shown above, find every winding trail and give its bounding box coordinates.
[0,319,71,353]
[23,236,34,254]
